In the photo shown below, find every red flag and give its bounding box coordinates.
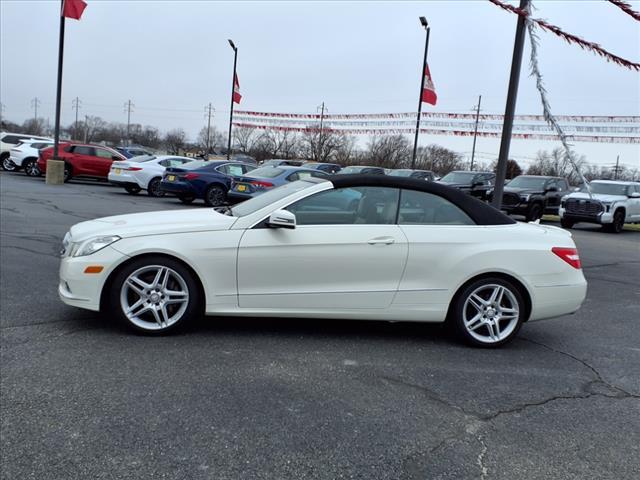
[233,74,242,104]
[421,64,437,105]
[62,0,87,20]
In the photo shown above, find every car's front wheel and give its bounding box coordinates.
[63,163,73,182]
[1,154,18,172]
[450,277,525,347]
[204,185,226,207]
[560,218,574,229]
[23,159,41,177]
[110,257,202,334]
[604,210,625,234]
[147,177,164,197]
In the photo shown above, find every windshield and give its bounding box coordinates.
[338,166,366,174]
[581,182,630,196]
[231,179,317,217]
[246,167,284,178]
[507,176,548,189]
[389,169,413,177]
[129,155,156,162]
[440,172,475,183]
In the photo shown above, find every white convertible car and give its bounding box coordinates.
[59,175,587,347]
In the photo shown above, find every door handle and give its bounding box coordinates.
[368,236,395,245]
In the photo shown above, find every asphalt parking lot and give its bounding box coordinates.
[1,172,639,480]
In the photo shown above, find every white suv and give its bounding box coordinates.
[1,132,53,171]
[559,180,640,233]
[9,139,54,176]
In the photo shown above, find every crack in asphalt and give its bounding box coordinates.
[476,435,488,480]
[0,244,58,257]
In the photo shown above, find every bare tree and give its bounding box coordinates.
[233,126,259,153]
[197,126,225,154]
[527,148,587,184]
[300,125,346,162]
[163,129,187,154]
[22,118,50,136]
[82,116,108,143]
[415,144,464,175]
[365,135,411,169]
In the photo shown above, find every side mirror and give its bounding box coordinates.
[629,192,640,198]
[472,181,483,188]
[546,186,559,192]
[268,209,296,229]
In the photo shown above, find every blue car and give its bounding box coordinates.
[160,160,256,206]
[228,165,328,202]
[115,146,153,158]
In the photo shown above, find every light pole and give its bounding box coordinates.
[470,95,482,170]
[227,39,238,160]
[411,16,430,169]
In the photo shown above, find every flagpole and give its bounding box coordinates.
[227,39,238,160]
[411,17,430,169]
[53,0,66,159]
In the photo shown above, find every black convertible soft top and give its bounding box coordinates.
[328,174,515,226]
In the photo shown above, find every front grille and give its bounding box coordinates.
[502,192,521,207]
[565,198,603,215]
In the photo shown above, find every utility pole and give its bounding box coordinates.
[411,16,431,169]
[317,102,327,161]
[492,0,530,209]
[613,155,620,180]
[72,97,81,139]
[0,102,4,127]
[204,103,215,156]
[31,97,41,123]
[84,114,88,143]
[124,99,134,146]
[470,94,482,171]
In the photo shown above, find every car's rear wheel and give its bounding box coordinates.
[560,218,574,229]
[178,194,195,204]
[604,210,625,233]
[450,277,524,347]
[147,177,164,197]
[204,185,226,207]
[1,154,17,172]
[23,159,41,177]
[63,163,73,182]
[125,185,141,195]
[525,203,543,222]
[110,257,201,334]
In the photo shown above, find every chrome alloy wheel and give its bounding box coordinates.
[120,265,189,331]
[462,284,520,344]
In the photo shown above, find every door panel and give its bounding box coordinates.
[237,225,408,309]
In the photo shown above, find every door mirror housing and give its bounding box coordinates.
[268,209,296,229]
[629,192,640,198]
[545,186,559,192]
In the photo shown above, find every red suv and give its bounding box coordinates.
[38,143,126,182]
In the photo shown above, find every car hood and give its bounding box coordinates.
[564,192,627,203]
[68,208,236,242]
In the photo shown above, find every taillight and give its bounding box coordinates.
[552,247,581,269]
[184,173,199,180]
[128,167,143,171]
[251,180,274,188]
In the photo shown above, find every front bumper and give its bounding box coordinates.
[58,245,128,311]
[559,207,613,225]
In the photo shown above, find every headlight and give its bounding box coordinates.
[73,235,120,257]
[520,194,531,201]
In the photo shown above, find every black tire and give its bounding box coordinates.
[525,203,543,222]
[108,256,202,335]
[125,185,141,195]
[63,163,73,183]
[1,153,17,172]
[604,210,625,233]
[147,177,164,197]
[204,184,226,207]
[178,194,195,204]
[449,277,525,348]
[560,218,574,229]
[23,158,41,177]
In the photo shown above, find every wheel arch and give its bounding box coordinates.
[99,252,206,313]
[147,175,162,190]
[21,156,38,167]
[446,271,532,323]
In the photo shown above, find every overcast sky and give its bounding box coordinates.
[1,0,639,169]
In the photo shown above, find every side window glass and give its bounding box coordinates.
[286,187,399,225]
[74,146,94,156]
[216,165,229,175]
[95,148,114,159]
[286,172,299,182]
[158,160,170,167]
[243,164,256,173]
[226,164,244,176]
[398,190,475,225]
